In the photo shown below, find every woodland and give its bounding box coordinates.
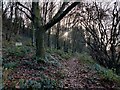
[1,0,120,89]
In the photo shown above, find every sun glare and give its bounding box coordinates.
[64,32,68,37]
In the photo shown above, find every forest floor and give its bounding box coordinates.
[61,58,119,89]
[2,45,120,89]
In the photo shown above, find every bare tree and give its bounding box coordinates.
[17,1,80,58]
[80,2,120,74]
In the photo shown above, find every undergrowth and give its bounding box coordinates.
[3,74,60,90]
[3,45,64,89]
[47,48,72,60]
[76,52,95,64]
[77,52,120,86]
[3,42,120,89]
[93,64,120,85]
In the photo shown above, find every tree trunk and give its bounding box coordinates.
[56,22,60,49]
[31,2,79,58]
[31,24,35,46]
[35,27,45,58]
[32,2,45,58]
[47,29,51,47]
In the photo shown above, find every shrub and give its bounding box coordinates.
[4,62,18,69]
[60,53,71,60]
[46,48,72,60]
[6,46,31,57]
[76,53,95,64]
[94,63,120,85]
[5,78,58,89]
[40,54,61,67]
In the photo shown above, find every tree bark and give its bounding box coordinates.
[35,27,45,58]
[47,29,51,47]
[56,22,60,49]
[31,2,79,58]
[32,2,45,58]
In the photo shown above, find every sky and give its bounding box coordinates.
[2,0,119,7]
[2,0,119,2]
[86,0,119,7]
[63,0,118,1]
[2,0,119,11]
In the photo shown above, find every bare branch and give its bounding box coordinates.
[17,7,32,21]
[16,2,32,14]
[44,2,80,31]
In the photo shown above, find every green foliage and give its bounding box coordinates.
[76,53,95,64]
[25,80,42,89]
[54,50,64,56]
[94,63,120,85]
[2,40,14,48]
[18,79,26,89]
[6,46,31,57]
[4,61,18,69]
[37,66,47,71]
[34,54,61,67]
[35,56,47,64]
[46,48,63,55]
[60,53,71,60]
[46,54,61,67]
[10,79,42,89]
[11,77,58,89]
[47,48,72,60]
[40,77,57,88]
[77,53,120,85]
[49,60,61,67]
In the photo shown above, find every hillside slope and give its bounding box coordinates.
[2,46,120,89]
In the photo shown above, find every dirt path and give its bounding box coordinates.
[62,58,84,88]
[61,58,115,89]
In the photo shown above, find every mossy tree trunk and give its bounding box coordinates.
[32,2,45,58]
[35,28,45,58]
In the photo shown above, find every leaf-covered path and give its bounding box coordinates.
[61,58,119,89]
[2,47,120,89]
